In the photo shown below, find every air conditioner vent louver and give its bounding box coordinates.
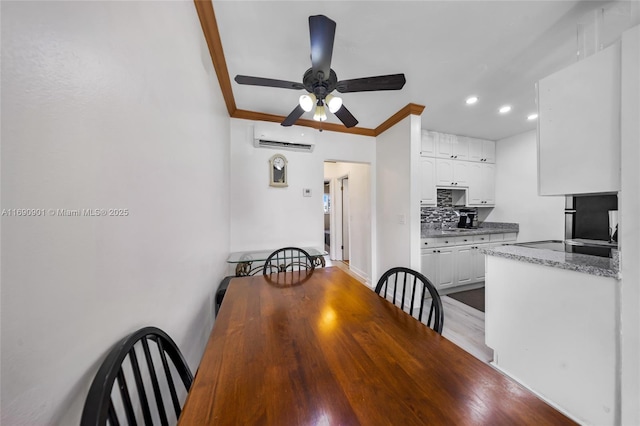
[254,139,315,152]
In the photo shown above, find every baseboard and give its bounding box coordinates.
[348,265,370,286]
[439,281,484,296]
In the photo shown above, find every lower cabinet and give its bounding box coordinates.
[421,233,517,292]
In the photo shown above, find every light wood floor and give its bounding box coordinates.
[440,296,493,363]
[325,259,493,363]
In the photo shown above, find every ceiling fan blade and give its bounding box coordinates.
[309,15,336,81]
[235,75,305,90]
[281,105,305,127]
[336,74,406,93]
[333,104,359,128]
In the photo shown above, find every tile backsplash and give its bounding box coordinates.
[421,189,477,228]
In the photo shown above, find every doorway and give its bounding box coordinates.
[323,161,371,282]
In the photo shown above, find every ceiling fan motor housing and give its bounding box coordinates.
[303,68,338,101]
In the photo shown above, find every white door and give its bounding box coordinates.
[341,177,350,261]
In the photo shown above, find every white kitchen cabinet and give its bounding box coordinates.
[468,138,495,163]
[537,42,620,195]
[454,245,474,285]
[470,246,485,282]
[436,159,469,187]
[420,130,436,157]
[419,157,437,205]
[421,247,455,289]
[420,249,438,284]
[452,136,470,160]
[421,233,517,292]
[435,133,469,160]
[467,162,495,206]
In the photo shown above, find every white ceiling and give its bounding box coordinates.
[213,1,635,140]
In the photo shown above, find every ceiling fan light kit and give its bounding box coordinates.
[299,94,316,112]
[234,15,406,129]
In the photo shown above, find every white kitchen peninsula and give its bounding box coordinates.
[482,245,620,425]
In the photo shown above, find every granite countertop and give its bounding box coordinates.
[421,222,519,239]
[481,244,619,279]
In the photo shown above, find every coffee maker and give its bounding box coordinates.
[457,208,477,229]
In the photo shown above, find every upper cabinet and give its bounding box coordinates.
[420,130,437,157]
[421,131,494,164]
[467,162,495,206]
[468,138,495,163]
[435,134,470,160]
[537,42,621,195]
[420,130,496,207]
[436,159,470,187]
[419,157,437,206]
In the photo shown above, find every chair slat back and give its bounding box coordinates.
[263,247,315,275]
[81,327,193,426]
[375,267,444,334]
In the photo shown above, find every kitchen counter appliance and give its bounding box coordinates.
[565,194,618,244]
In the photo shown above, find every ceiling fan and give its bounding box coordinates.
[234,15,406,128]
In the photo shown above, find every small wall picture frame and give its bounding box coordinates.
[269,153,288,187]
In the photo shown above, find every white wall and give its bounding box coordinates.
[376,115,422,278]
[229,119,375,255]
[620,23,640,426]
[1,2,230,424]
[324,162,372,284]
[484,130,564,242]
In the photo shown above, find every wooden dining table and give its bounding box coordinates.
[179,267,576,425]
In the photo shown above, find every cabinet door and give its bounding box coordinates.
[481,163,495,205]
[455,246,473,285]
[421,249,438,285]
[471,245,486,282]
[467,162,483,205]
[435,133,453,158]
[453,161,469,187]
[419,157,436,205]
[538,42,620,195]
[436,248,455,289]
[482,140,496,163]
[468,138,483,162]
[453,135,469,160]
[436,159,454,186]
[420,130,436,157]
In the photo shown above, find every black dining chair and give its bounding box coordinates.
[80,326,193,426]
[262,247,315,275]
[375,267,444,334]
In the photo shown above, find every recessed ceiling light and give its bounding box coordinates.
[499,105,512,114]
[527,113,538,121]
[465,96,479,105]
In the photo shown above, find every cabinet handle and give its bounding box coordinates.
[444,241,449,244]
[433,250,437,253]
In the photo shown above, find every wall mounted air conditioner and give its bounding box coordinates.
[253,123,316,153]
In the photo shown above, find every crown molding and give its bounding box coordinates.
[194,0,236,116]
[375,104,426,135]
[232,110,376,137]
